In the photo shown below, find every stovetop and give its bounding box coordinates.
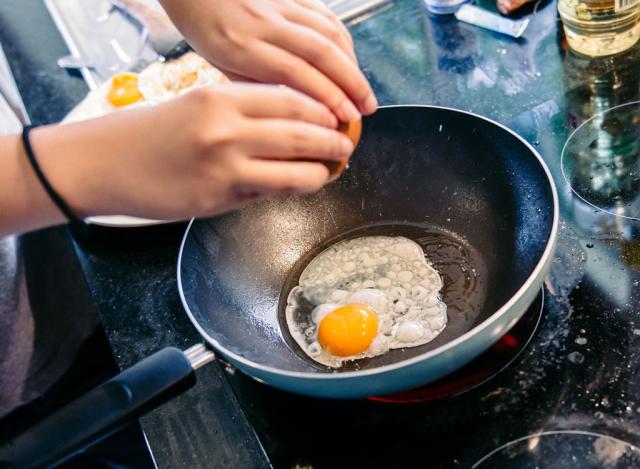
[215,9,640,469]
[220,13,640,469]
[5,0,640,467]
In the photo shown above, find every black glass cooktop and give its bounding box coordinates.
[211,8,640,469]
[219,13,640,469]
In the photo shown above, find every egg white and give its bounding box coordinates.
[286,236,447,368]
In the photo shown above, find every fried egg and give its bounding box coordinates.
[64,52,228,123]
[286,236,447,368]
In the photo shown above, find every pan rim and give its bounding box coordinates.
[176,104,560,380]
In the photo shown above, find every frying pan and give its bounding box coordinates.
[0,105,558,467]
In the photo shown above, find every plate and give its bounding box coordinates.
[86,215,173,227]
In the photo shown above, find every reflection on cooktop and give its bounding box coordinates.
[473,431,640,468]
[562,101,640,220]
[561,48,640,222]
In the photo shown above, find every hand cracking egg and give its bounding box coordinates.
[285,236,448,368]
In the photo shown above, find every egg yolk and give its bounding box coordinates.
[318,304,378,356]
[107,72,143,107]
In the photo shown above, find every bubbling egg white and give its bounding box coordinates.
[285,236,447,368]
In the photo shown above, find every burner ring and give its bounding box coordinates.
[473,430,640,468]
[561,100,640,221]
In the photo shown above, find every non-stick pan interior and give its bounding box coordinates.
[179,106,555,374]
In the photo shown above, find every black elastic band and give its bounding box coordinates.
[22,125,86,226]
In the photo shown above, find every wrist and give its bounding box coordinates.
[29,123,114,219]
[0,132,66,236]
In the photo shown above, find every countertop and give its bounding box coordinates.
[4,0,640,466]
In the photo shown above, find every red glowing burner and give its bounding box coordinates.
[369,290,544,404]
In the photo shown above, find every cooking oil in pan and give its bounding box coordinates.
[278,222,488,372]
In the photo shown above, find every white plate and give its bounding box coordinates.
[86,215,173,227]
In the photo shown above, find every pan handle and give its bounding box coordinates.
[0,345,215,468]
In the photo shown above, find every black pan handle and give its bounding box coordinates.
[0,345,215,468]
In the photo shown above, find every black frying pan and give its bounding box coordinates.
[0,106,558,467]
[176,104,558,396]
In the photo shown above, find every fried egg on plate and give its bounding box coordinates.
[64,52,228,123]
[286,236,447,368]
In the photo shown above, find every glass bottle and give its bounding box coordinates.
[558,0,640,56]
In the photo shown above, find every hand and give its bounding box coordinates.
[496,0,534,14]
[28,84,353,222]
[159,0,377,122]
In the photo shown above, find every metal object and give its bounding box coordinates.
[325,0,394,22]
[424,0,469,16]
[0,43,29,126]
[455,4,530,38]
[56,38,188,74]
[109,0,183,57]
[44,0,158,89]
[184,344,216,370]
[47,0,394,88]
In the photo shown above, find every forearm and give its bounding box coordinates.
[156,0,203,48]
[0,119,129,237]
[0,132,65,237]
[0,83,352,237]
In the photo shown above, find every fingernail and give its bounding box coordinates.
[340,100,361,123]
[362,94,378,115]
[341,136,354,156]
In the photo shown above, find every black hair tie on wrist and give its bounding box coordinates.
[22,125,87,227]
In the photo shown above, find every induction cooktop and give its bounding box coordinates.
[219,50,640,468]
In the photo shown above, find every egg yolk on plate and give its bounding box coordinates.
[318,304,379,356]
[107,72,143,107]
